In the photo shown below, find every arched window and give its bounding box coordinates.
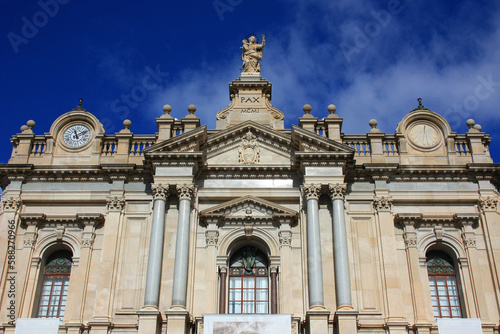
[427,250,462,318]
[228,246,269,314]
[37,250,72,321]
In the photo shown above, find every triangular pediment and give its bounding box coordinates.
[200,195,298,227]
[144,126,207,155]
[291,125,356,154]
[205,120,293,166]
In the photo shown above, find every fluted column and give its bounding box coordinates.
[303,184,324,308]
[329,183,352,308]
[144,184,169,307]
[171,184,196,307]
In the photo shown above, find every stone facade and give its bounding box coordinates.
[1,56,500,334]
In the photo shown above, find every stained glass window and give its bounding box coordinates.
[427,251,462,318]
[228,247,269,314]
[37,251,72,321]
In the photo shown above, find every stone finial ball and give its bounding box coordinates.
[163,104,172,114]
[123,119,132,129]
[369,119,378,128]
[473,124,482,131]
[466,119,475,128]
[26,120,36,129]
[327,104,336,114]
[187,104,197,114]
[20,125,29,131]
[303,104,312,114]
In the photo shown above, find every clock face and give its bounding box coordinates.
[408,123,441,149]
[62,124,91,148]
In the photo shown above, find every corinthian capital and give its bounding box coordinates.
[303,184,321,200]
[1,196,21,211]
[151,184,169,200]
[373,196,393,211]
[329,183,347,199]
[479,196,498,211]
[177,184,197,200]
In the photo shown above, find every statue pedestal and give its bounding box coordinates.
[165,307,191,334]
[334,307,358,334]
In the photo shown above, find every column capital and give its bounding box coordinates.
[219,265,228,274]
[270,266,279,274]
[106,196,125,212]
[205,230,219,247]
[403,232,418,249]
[279,230,292,248]
[373,196,393,211]
[176,184,197,200]
[152,184,169,200]
[479,196,498,211]
[1,196,21,211]
[303,184,321,200]
[329,183,347,199]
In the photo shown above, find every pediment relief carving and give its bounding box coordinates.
[200,195,297,227]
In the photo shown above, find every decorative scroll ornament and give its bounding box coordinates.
[403,232,418,248]
[329,183,347,199]
[279,231,292,247]
[152,184,169,200]
[1,196,20,211]
[205,230,219,247]
[23,233,37,248]
[373,196,393,211]
[303,184,321,200]
[177,184,197,200]
[106,196,125,211]
[238,131,260,164]
[479,196,498,211]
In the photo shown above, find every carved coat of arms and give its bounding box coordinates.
[238,131,260,164]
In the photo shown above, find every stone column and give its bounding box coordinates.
[143,184,169,307]
[373,193,408,333]
[270,266,278,314]
[328,183,352,308]
[218,266,227,314]
[399,216,433,334]
[171,184,196,307]
[303,184,324,308]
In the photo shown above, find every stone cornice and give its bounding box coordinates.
[20,213,105,228]
[201,165,298,179]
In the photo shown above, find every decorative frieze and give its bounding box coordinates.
[329,183,347,199]
[279,231,292,247]
[479,196,498,211]
[205,230,219,247]
[177,184,197,200]
[152,184,169,200]
[1,196,20,211]
[106,196,125,211]
[303,184,321,200]
[373,196,393,211]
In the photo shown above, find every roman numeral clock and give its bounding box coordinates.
[61,123,92,148]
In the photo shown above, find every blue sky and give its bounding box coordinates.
[1,0,500,163]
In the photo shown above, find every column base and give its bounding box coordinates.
[413,323,432,334]
[306,308,330,334]
[385,318,409,334]
[335,308,358,334]
[88,320,112,334]
[138,306,161,334]
[165,308,191,334]
[65,322,85,334]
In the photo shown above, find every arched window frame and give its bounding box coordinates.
[35,249,73,321]
[227,246,270,314]
[426,249,464,319]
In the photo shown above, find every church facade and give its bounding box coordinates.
[1,37,500,334]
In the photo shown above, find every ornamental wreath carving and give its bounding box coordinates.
[238,131,260,164]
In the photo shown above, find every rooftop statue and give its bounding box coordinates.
[241,34,265,73]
